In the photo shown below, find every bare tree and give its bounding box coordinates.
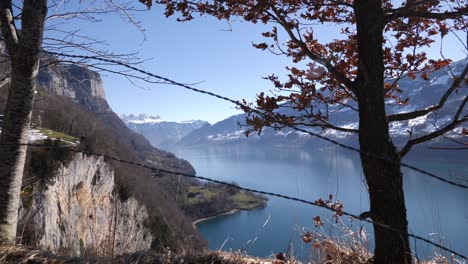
[0,0,48,242]
[0,0,152,243]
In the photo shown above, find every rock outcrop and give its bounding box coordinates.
[19,153,153,256]
[37,63,110,113]
[38,64,106,100]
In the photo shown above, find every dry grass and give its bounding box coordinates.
[309,238,373,264]
[303,223,465,264]
[421,254,466,264]
[0,243,93,263]
[122,250,301,264]
[0,230,464,264]
[306,238,465,264]
[0,243,299,264]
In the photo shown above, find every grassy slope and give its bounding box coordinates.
[37,128,78,143]
[187,186,267,210]
[0,85,206,252]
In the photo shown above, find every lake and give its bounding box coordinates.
[169,145,468,262]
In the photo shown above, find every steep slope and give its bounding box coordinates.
[30,57,195,174]
[37,63,106,109]
[120,114,208,148]
[0,55,205,255]
[179,59,468,149]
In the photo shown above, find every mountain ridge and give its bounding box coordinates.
[119,113,209,148]
[177,59,468,149]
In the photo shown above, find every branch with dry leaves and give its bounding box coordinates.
[267,6,357,94]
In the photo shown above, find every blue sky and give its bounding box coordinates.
[55,7,291,123]
[46,3,467,124]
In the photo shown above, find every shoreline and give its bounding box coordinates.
[192,201,267,228]
[192,209,239,228]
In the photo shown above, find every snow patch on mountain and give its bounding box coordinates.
[207,130,246,141]
[408,114,428,127]
[275,131,293,136]
[180,120,202,124]
[430,75,450,86]
[121,114,164,124]
[0,115,48,143]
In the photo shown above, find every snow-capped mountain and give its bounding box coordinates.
[119,114,209,148]
[179,59,467,149]
[121,114,164,124]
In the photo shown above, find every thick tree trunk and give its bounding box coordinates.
[354,1,412,263]
[0,0,47,242]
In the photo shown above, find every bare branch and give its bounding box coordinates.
[386,0,468,21]
[280,119,358,134]
[454,95,468,120]
[104,0,145,35]
[393,9,468,20]
[312,122,358,133]
[388,63,468,122]
[267,7,357,94]
[47,10,112,22]
[441,134,467,145]
[400,95,468,157]
[334,100,359,112]
[428,146,468,150]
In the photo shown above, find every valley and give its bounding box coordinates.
[117,59,468,262]
[0,2,466,261]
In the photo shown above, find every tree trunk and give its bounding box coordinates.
[354,1,412,263]
[0,0,47,242]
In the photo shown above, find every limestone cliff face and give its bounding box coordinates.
[0,42,108,113]
[38,64,105,99]
[37,63,109,113]
[19,153,153,256]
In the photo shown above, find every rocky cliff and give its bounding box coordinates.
[38,64,106,101]
[19,153,153,256]
[37,62,110,113]
[0,43,205,256]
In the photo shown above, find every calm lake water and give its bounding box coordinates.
[169,145,468,262]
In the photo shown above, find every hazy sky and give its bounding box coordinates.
[53,3,467,124]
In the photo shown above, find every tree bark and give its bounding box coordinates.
[354,1,412,263]
[0,0,47,242]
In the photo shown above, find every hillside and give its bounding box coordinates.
[0,54,207,254]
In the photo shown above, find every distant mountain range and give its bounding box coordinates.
[119,114,209,148]
[120,59,467,150]
[180,59,468,149]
